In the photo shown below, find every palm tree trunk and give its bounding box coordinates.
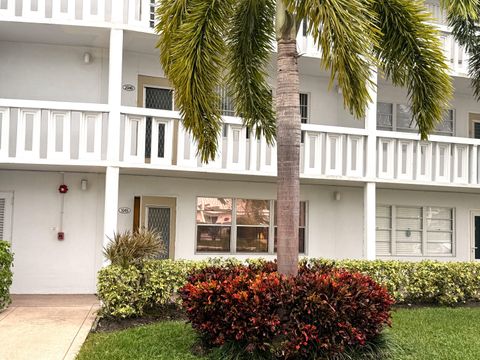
[275,3,300,276]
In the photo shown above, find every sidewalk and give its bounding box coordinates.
[0,295,99,360]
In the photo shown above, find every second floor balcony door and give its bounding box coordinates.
[144,86,174,162]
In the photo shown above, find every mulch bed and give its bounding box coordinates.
[92,304,187,333]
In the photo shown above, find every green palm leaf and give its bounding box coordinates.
[227,0,277,143]
[371,0,452,139]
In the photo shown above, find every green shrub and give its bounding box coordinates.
[103,229,166,268]
[97,259,236,318]
[97,258,480,318]
[0,241,14,311]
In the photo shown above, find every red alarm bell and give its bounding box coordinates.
[58,184,69,194]
[57,232,65,241]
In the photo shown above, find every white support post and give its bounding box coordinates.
[103,166,119,266]
[364,182,376,260]
[364,69,377,260]
[107,28,123,162]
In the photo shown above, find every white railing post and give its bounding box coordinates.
[150,117,173,165]
[22,0,46,18]
[107,28,123,162]
[47,110,71,160]
[226,124,247,171]
[103,166,119,266]
[0,0,15,17]
[52,0,75,20]
[16,108,41,160]
[177,122,198,167]
[470,145,478,185]
[365,69,377,260]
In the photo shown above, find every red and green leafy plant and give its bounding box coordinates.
[179,262,394,359]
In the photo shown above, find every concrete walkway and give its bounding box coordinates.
[0,295,99,360]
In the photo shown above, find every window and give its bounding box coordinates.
[236,199,270,252]
[196,198,232,253]
[376,205,454,257]
[196,197,307,254]
[299,93,309,124]
[274,201,306,253]
[300,93,309,143]
[376,102,455,136]
[145,87,173,110]
[217,87,235,117]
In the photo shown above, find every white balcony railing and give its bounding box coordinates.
[2,99,480,188]
[0,99,108,165]
[377,131,479,186]
[0,0,156,28]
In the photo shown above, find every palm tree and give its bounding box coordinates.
[443,0,480,99]
[155,0,452,275]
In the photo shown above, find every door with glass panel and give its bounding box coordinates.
[142,197,176,259]
[471,212,480,261]
[144,86,174,161]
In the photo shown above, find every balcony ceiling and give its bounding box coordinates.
[0,21,109,48]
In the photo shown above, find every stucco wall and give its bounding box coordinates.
[377,187,480,262]
[117,175,365,260]
[0,41,109,103]
[0,170,104,294]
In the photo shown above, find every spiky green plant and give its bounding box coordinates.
[155,0,452,275]
[103,229,166,268]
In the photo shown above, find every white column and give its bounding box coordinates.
[107,28,123,162]
[364,182,376,260]
[364,69,378,260]
[103,166,120,265]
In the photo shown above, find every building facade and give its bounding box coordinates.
[0,0,479,294]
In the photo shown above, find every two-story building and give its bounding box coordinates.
[0,0,479,294]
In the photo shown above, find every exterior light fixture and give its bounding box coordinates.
[81,179,88,191]
[333,191,341,201]
[83,52,92,64]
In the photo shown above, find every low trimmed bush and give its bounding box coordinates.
[97,258,480,318]
[97,258,240,318]
[0,241,14,311]
[180,263,393,359]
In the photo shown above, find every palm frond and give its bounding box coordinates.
[155,0,234,162]
[371,0,453,139]
[226,0,276,143]
[286,0,378,119]
[443,0,480,100]
[440,0,479,20]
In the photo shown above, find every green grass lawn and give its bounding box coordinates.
[77,307,480,360]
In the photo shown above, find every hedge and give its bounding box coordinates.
[0,241,14,311]
[97,258,480,318]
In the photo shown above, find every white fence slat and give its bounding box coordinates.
[17,108,41,160]
[47,110,71,160]
[150,117,172,165]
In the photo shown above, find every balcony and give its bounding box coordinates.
[2,98,480,188]
[0,0,472,77]
[0,0,156,30]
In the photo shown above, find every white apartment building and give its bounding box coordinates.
[0,1,479,294]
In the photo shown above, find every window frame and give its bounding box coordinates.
[195,197,308,255]
[377,102,455,136]
[143,85,175,111]
[376,204,456,258]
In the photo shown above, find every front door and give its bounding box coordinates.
[471,212,480,260]
[141,196,176,259]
